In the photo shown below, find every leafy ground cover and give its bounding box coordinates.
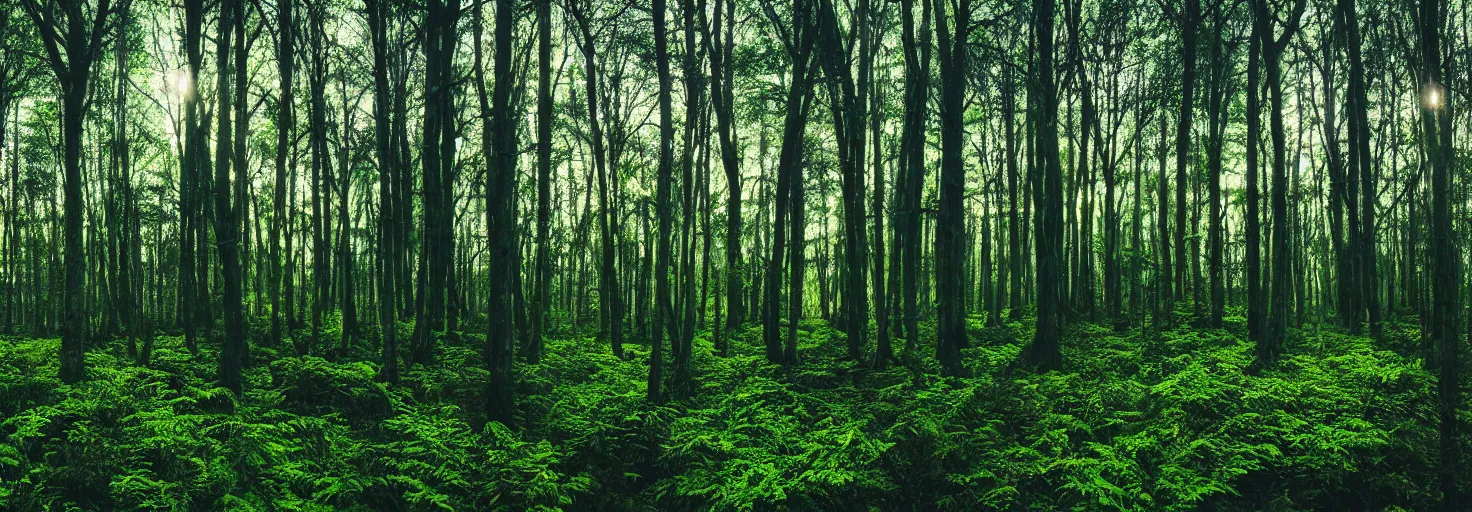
[0,313,1463,510]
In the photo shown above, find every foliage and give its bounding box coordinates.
[0,315,1451,510]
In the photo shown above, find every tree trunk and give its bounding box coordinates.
[709,0,743,340]
[214,0,246,395]
[650,0,673,402]
[484,0,516,422]
[1340,0,1379,335]
[1174,0,1196,307]
[23,0,115,382]
[1029,0,1064,371]
[899,0,930,349]
[531,0,552,364]
[368,0,398,383]
[1416,0,1458,505]
[933,0,969,376]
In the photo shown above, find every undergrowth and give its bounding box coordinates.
[0,311,1462,510]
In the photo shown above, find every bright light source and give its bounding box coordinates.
[1423,82,1444,110]
[166,69,191,97]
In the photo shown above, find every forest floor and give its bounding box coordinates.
[0,310,1465,511]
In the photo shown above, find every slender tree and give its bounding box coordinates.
[933,0,969,376]
[531,0,552,364]
[710,0,742,338]
[368,0,397,383]
[649,0,673,401]
[1416,0,1458,505]
[484,0,516,422]
[213,0,246,394]
[21,0,116,383]
[1029,0,1064,371]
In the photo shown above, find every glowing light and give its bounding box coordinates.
[164,69,192,97]
[1423,82,1444,110]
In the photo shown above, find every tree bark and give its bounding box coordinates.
[484,0,516,422]
[650,0,673,402]
[1029,0,1064,371]
[933,0,969,376]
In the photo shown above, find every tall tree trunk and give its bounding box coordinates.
[1155,110,1170,324]
[337,91,357,352]
[1255,0,1304,365]
[113,0,137,358]
[869,2,891,365]
[1029,0,1064,371]
[1417,0,1458,505]
[1339,0,1379,335]
[1174,0,1196,307]
[786,109,805,366]
[180,0,203,355]
[368,0,398,383]
[215,0,246,395]
[650,0,673,401]
[815,0,870,362]
[1206,16,1225,329]
[899,0,931,349]
[484,0,516,422]
[531,0,552,364]
[273,0,294,353]
[710,0,742,339]
[933,0,969,376]
[307,0,333,353]
[1245,0,1263,345]
[569,3,622,360]
[1006,65,1022,321]
[23,0,115,382]
[763,2,815,364]
[415,0,450,364]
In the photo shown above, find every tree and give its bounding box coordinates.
[213,0,246,394]
[709,0,743,346]
[484,0,516,422]
[1252,0,1305,365]
[761,0,817,365]
[21,0,116,384]
[813,0,871,362]
[932,0,969,376]
[649,0,673,401]
[569,0,621,360]
[1029,0,1064,371]
[1416,0,1458,505]
[1338,0,1378,336]
[1173,0,1196,309]
[415,0,459,365]
[272,0,296,354]
[367,0,397,383]
[530,0,552,365]
[1204,0,1232,329]
[709,0,742,349]
[867,0,891,365]
[1243,0,1262,345]
[307,0,332,353]
[1005,57,1022,323]
[898,0,930,348]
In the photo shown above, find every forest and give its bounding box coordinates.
[0,0,1468,508]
